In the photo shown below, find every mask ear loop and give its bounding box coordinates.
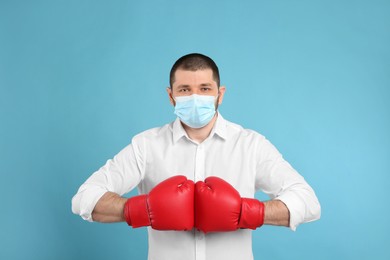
[170,92,177,106]
[215,92,220,111]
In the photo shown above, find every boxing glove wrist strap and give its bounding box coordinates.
[238,198,265,229]
[123,195,151,228]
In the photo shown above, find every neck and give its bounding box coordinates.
[182,113,218,144]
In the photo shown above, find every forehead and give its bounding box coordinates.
[173,69,216,87]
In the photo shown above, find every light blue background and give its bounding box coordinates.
[1,0,389,259]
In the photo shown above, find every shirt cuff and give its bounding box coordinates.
[275,193,305,231]
[72,186,108,222]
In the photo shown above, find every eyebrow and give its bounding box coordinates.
[175,83,216,89]
[176,85,191,89]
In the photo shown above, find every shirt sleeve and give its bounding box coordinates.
[71,136,145,222]
[255,138,321,231]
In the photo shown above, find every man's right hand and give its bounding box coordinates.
[123,175,195,231]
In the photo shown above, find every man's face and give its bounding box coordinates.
[167,69,226,106]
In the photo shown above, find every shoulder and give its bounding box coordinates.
[223,118,281,159]
[131,122,173,144]
[224,118,266,142]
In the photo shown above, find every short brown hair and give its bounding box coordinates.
[169,53,220,88]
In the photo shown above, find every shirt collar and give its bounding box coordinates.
[211,112,228,140]
[172,112,228,143]
[172,117,187,143]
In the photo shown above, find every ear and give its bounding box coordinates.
[166,87,175,106]
[217,86,226,105]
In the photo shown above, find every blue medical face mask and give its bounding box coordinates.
[174,94,218,128]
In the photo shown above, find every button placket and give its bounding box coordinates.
[194,144,206,260]
[194,145,205,182]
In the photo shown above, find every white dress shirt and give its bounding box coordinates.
[72,113,321,260]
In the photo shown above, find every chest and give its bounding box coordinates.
[141,138,258,197]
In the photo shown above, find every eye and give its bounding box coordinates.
[178,88,189,92]
[201,87,211,92]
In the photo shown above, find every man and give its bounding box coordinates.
[72,53,321,260]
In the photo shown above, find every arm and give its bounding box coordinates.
[256,138,321,230]
[195,177,290,233]
[71,143,143,222]
[91,192,127,223]
[93,176,194,231]
[92,189,290,226]
[263,200,290,227]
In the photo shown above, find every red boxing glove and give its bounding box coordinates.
[195,176,264,233]
[123,175,194,231]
